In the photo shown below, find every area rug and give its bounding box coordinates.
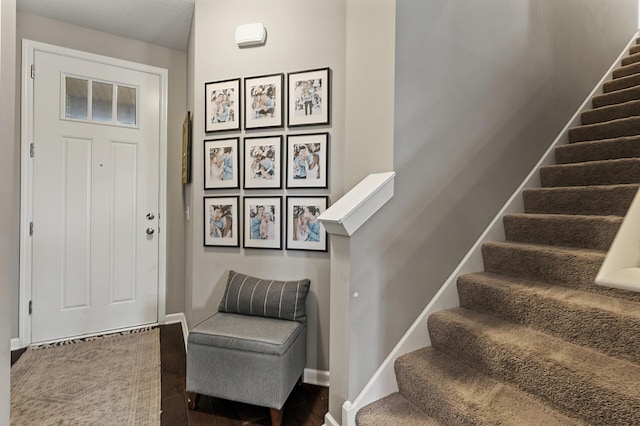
[11,328,160,426]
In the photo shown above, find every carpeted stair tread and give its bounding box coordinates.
[395,347,585,426]
[555,135,640,163]
[592,84,640,108]
[457,271,640,362]
[482,241,604,290]
[621,51,640,66]
[581,99,640,125]
[612,61,640,80]
[355,393,442,426]
[603,72,640,93]
[539,158,640,187]
[503,213,621,250]
[629,44,640,55]
[568,116,640,143]
[428,308,640,424]
[522,184,638,216]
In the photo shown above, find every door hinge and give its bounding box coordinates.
[28,300,33,315]
[29,222,33,236]
[30,64,35,79]
[30,143,34,158]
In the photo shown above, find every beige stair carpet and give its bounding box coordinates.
[357,38,640,425]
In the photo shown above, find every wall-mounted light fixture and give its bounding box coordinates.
[235,23,267,47]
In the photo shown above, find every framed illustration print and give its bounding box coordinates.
[243,196,282,250]
[243,135,282,189]
[287,67,330,127]
[244,73,284,130]
[181,111,192,184]
[286,132,328,189]
[204,137,239,189]
[286,196,328,251]
[204,196,239,247]
[205,78,241,132]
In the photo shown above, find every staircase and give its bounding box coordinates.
[356,41,640,425]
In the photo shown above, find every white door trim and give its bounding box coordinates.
[19,39,168,347]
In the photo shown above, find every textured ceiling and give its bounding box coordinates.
[17,0,194,51]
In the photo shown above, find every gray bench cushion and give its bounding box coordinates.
[188,312,305,356]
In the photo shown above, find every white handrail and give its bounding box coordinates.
[318,171,395,236]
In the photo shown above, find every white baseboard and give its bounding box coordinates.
[304,368,330,387]
[163,312,188,348]
[10,338,22,351]
[324,412,340,426]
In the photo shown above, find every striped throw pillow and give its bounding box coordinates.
[218,270,311,322]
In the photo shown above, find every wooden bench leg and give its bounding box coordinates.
[186,392,200,410]
[270,407,283,426]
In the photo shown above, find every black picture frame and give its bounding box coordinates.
[243,135,283,189]
[286,132,329,189]
[203,196,240,247]
[203,137,240,190]
[285,196,329,251]
[205,78,241,133]
[244,73,284,130]
[287,67,330,127]
[243,196,283,250]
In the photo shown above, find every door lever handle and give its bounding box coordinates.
[146,227,155,235]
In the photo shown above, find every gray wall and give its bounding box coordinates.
[1,0,17,422]
[346,0,638,399]
[12,12,188,338]
[187,0,347,372]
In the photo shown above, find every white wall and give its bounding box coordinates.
[187,0,347,372]
[1,0,16,422]
[12,12,188,338]
[343,0,638,406]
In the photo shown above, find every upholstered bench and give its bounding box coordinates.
[186,271,310,426]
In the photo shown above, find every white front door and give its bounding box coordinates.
[29,49,161,343]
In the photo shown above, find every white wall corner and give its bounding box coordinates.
[324,412,341,426]
[10,338,22,351]
[163,312,189,348]
[303,368,330,387]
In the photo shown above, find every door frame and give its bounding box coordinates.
[19,40,168,347]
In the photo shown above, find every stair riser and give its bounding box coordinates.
[539,160,640,187]
[629,44,640,55]
[581,101,640,125]
[555,137,640,164]
[622,53,640,66]
[395,362,479,425]
[592,86,640,108]
[482,243,602,290]
[457,278,640,363]
[428,313,640,425]
[523,186,637,216]
[603,73,640,93]
[395,350,581,426]
[503,215,620,251]
[569,118,640,143]
[612,62,640,79]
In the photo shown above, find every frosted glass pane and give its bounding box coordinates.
[92,81,113,122]
[117,86,137,125]
[65,77,88,119]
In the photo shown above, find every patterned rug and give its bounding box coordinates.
[11,328,160,426]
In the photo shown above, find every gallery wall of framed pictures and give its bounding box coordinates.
[201,67,331,252]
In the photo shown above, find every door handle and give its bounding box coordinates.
[146,227,155,235]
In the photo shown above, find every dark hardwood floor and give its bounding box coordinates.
[11,324,328,426]
[160,323,329,426]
